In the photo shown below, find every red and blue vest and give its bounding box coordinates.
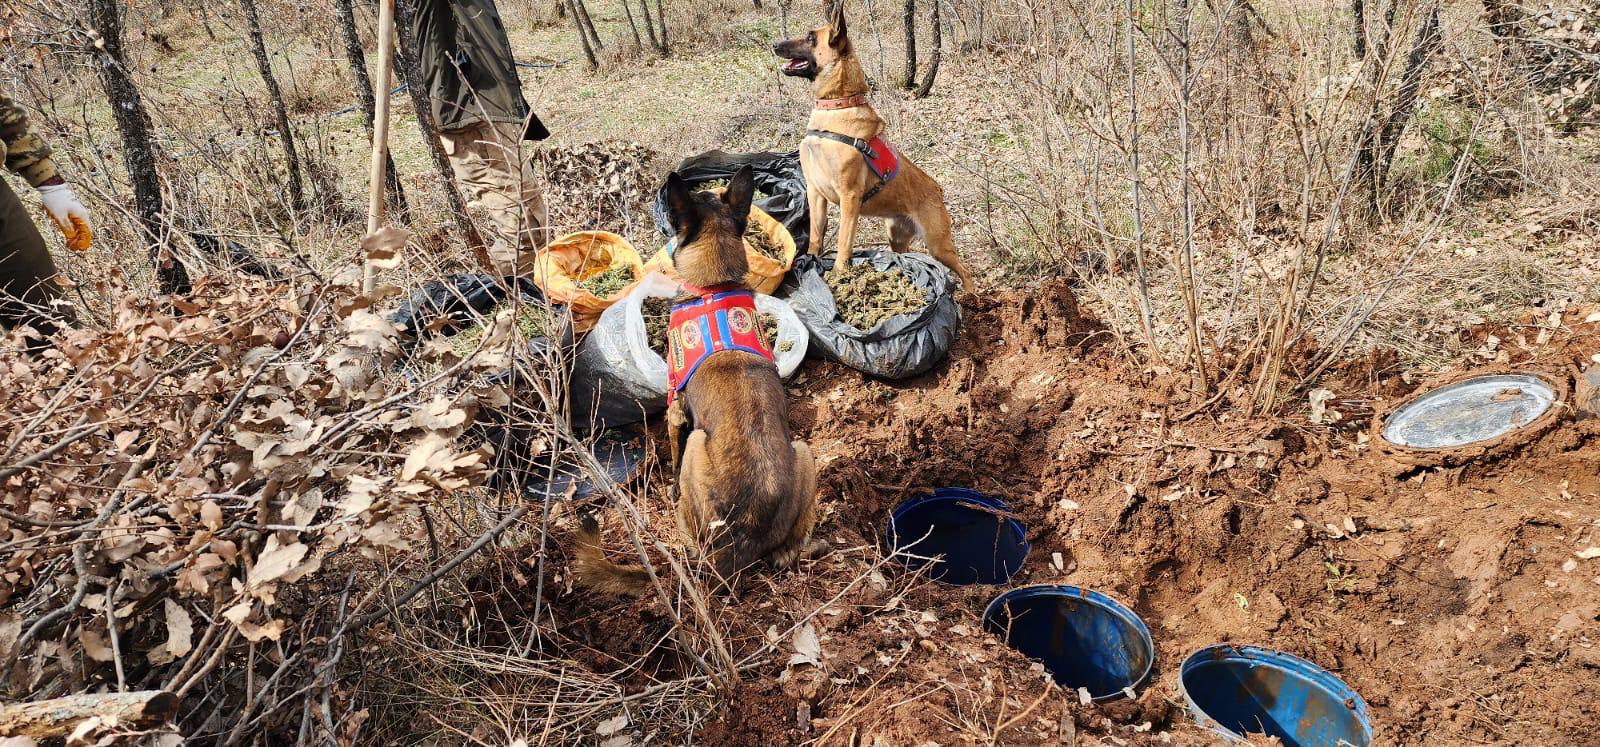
[666,288,776,404]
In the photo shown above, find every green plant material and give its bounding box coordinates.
[827,262,927,331]
[694,178,769,202]
[745,219,784,260]
[1417,102,1490,184]
[450,302,550,358]
[644,296,672,357]
[578,265,634,298]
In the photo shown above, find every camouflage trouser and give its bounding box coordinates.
[440,120,551,277]
[0,176,66,349]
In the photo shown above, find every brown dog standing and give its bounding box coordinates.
[773,3,975,288]
[575,167,820,595]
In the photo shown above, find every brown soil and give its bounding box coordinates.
[550,281,1600,745]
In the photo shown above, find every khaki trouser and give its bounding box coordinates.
[439,120,550,276]
[0,176,68,350]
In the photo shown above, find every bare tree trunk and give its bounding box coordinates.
[619,0,643,48]
[574,0,604,51]
[569,0,600,68]
[1350,0,1366,59]
[902,0,917,88]
[394,0,488,253]
[1373,2,1441,194]
[654,0,670,54]
[638,0,661,51]
[912,0,941,97]
[334,0,409,220]
[240,0,308,215]
[85,0,191,295]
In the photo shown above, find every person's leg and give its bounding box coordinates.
[441,120,519,276]
[0,177,67,349]
[475,122,550,274]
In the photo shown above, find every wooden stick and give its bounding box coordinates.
[0,690,178,739]
[362,0,398,294]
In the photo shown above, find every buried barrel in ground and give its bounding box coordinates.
[1374,369,1566,466]
[981,585,1154,702]
[1179,644,1373,747]
[884,488,1029,585]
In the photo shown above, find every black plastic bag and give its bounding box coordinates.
[781,250,961,380]
[387,274,552,344]
[652,150,811,252]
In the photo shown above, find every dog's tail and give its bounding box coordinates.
[572,513,653,597]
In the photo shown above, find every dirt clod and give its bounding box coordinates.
[828,262,927,331]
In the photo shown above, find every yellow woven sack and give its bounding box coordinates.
[531,231,645,333]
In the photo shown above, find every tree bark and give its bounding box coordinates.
[654,0,670,54]
[393,0,488,254]
[619,0,643,48]
[334,0,409,220]
[912,0,941,97]
[569,0,600,68]
[1350,0,1366,59]
[85,0,191,295]
[638,0,661,51]
[1373,2,1442,193]
[240,0,308,214]
[902,0,917,89]
[0,691,178,739]
[574,0,604,51]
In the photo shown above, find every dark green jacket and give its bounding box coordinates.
[411,0,549,140]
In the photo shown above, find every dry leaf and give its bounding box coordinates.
[789,622,822,667]
[200,500,223,531]
[79,626,114,663]
[361,226,411,270]
[597,714,629,736]
[1577,547,1600,560]
[162,598,193,660]
[248,536,309,588]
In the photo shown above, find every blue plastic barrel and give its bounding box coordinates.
[885,488,1029,585]
[1179,645,1373,747]
[982,585,1154,702]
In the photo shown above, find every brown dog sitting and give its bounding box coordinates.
[575,167,820,595]
[773,3,975,288]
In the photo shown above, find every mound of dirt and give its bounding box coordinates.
[535,280,1599,745]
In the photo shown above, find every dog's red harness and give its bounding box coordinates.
[666,287,776,405]
[805,128,901,202]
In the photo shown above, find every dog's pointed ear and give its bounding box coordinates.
[663,172,702,241]
[828,1,848,47]
[722,166,756,225]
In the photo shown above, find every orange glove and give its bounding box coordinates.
[36,183,93,252]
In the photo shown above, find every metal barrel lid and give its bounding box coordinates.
[1179,644,1373,747]
[982,585,1154,702]
[1381,373,1557,450]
